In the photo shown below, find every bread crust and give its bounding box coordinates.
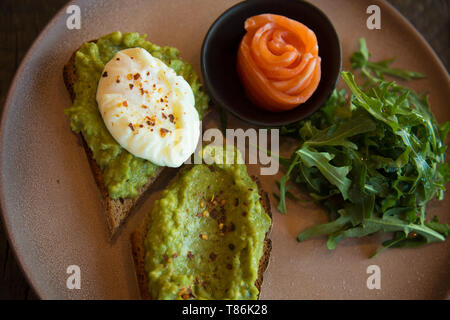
[63,42,165,238]
[130,175,272,300]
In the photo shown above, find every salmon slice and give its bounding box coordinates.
[237,14,321,112]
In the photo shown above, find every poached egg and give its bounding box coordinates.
[96,48,200,167]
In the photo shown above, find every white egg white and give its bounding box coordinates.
[96,48,200,167]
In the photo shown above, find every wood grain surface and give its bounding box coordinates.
[0,0,448,300]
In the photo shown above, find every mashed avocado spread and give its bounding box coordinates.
[64,32,209,199]
[144,146,272,300]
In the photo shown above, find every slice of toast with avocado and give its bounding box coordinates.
[131,146,273,299]
[63,32,210,238]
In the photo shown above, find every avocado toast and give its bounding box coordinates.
[63,32,209,237]
[131,147,273,300]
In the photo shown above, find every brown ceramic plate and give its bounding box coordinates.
[1,0,449,299]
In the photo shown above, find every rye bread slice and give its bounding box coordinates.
[63,42,164,238]
[130,174,272,300]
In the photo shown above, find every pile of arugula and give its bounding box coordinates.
[277,39,450,256]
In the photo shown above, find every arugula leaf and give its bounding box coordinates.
[277,154,301,214]
[304,113,376,150]
[297,147,352,200]
[351,38,426,81]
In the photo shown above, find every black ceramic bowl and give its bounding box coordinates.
[201,0,341,126]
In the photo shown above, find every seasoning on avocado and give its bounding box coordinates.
[210,208,218,219]
[187,251,194,261]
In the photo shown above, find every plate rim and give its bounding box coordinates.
[0,0,448,299]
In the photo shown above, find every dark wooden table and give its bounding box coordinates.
[0,0,448,300]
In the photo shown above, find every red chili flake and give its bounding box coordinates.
[228,243,235,250]
[209,253,217,261]
[116,58,120,61]
[146,71,150,76]
[116,79,120,83]
[141,105,148,109]
[172,253,178,259]
[139,124,143,128]
[196,212,202,218]
[129,84,134,90]
[187,251,194,261]
[160,128,169,137]
[145,116,155,126]
[123,101,128,107]
[102,71,108,77]
[133,73,141,80]
[226,264,232,270]
[130,57,134,59]
[168,114,174,123]
[161,112,167,119]
[160,98,164,103]
[128,123,134,131]
[140,88,144,95]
